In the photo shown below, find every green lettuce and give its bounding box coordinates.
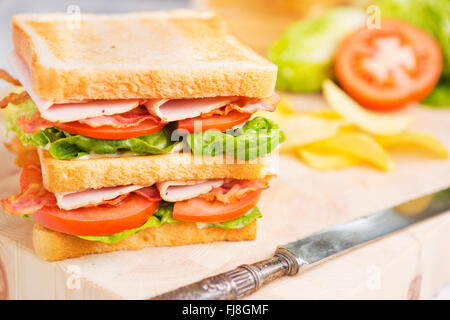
[209,207,262,229]
[5,99,63,146]
[77,203,261,244]
[422,79,450,108]
[268,7,366,92]
[6,100,284,159]
[187,117,285,160]
[5,99,181,159]
[48,125,180,159]
[77,202,177,244]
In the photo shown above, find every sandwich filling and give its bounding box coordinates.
[1,155,269,243]
[1,53,285,161]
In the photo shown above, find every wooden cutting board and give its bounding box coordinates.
[0,99,449,300]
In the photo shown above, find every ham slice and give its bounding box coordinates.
[145,94,279,122]
[55,185,145,210]
[156,180,224,202]
[7,52,140,123]
[78,106,160,128]
[145,97,236,122]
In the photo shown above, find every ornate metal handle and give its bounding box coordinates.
[149,250,301,300]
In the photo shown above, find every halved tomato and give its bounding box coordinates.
[173,190,261,223]
[335,20,442,111]
[30,194,159,236]
[178,111,251,133]
[54,119,165,140]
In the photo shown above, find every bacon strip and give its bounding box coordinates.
[0,91,29,109]
[4,136,35,154]
[14,149,40,168]
[199,176,272,204]
[2,166,56,215]
[17,111,53,133]
[0,69,21,86]
[134,186,162,201]
[200,93,280,118]
[78,106,160,128]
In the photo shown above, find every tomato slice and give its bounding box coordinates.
[335,20,442,111]
[173,190,261,223]
[54,119,165,139]
[177,111,251,133]
[30,194,159,236]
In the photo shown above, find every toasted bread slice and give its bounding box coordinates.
[33,221,257,261]
[38,149,275,193]
[12,10,277,102]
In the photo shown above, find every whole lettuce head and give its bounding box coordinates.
[268,7,366,92]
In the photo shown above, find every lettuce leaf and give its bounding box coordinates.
[77,203,261,244]
[5,99,181,159]
[422,79,450,108]
[48,125,180,159]
[6,100,284,160]
[187,117,285,160]
[268,7,366,92]
[209,207,262,229]
[77,202,177,244]
[5,99,60,147]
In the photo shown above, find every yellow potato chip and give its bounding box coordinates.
[322,79,412,135]
[276,98,296,115]
[375,131,448,158]
[308,109,343,120]
[296,148,360,171]
[255,97,296,120]
[308,131,394,171]
[277,114,346,151]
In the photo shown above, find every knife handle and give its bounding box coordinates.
[150,250,300,300]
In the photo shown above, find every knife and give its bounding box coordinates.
[150,187,450,300]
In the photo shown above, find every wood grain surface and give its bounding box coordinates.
[0,99,449,299]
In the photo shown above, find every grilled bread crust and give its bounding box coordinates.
[12,10,277,102]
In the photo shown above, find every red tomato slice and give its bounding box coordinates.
[54,119,165,140]
[30,194,159,236]
[177,111,251,133]
[335,20,442,111]
[173,190,261,223]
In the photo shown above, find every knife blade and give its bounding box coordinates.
[150,187,450,300]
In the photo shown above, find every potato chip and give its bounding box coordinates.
[307,131,394,171]
[296,148,360,170]
[276,98,296,115]
[376,131,448,158]
[277,114,346,151]
[308,109,343,120]
[254,97,296,120]
[322,79,412,135]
